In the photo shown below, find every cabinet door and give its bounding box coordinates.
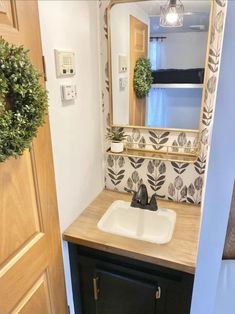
[94,269,158,314]
[68,245,193,314]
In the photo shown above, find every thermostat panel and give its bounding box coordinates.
[54,50,76,78]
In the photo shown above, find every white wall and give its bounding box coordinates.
[38,1,104,313]
[111,3,149,125]
[157,32,208,69]
[191,2,235,314]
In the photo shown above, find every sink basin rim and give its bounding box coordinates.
[97,200,176,244]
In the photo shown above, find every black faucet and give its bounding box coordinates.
[124,184,158,211]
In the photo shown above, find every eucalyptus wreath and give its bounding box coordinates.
[0,38,48,162]
[134,57,153,99]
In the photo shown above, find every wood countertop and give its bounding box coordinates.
[63,190,201,274]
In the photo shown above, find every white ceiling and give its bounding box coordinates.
[136,0,211,16]
[150,13,210,34]
[135,1,211,34]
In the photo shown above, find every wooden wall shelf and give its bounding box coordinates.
[106,148,198,163]
[151,83,203,89]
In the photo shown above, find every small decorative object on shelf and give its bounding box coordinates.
[106,127,127,153]
[0,38,48,162]
[134,57,153,99]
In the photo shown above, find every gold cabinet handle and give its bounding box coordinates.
[156,286,161,299]
[93,277,100,301]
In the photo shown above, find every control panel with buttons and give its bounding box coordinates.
[119,55,128,73]
[54,50,76,78]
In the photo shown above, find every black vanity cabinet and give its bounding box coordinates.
[94,268,157,314]
[68,244,194,314]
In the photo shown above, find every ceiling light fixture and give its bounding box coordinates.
[160,0,184,28]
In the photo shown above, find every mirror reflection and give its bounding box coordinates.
[110,0,211,130]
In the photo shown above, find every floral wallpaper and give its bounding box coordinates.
[99,0,227,205]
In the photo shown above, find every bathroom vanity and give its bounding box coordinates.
[61,0,225,311]
[63,190,200,314]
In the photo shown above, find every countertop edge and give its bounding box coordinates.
[63,233,196,275]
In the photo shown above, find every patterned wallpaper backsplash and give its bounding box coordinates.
[99,0,227,205]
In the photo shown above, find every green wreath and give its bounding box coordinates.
[134,57,153,99]
[0,38,48,162]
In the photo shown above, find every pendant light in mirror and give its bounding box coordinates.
[160,0,184,27]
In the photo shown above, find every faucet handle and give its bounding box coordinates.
[149,193,158,211]
[124,187,136,195]
[124,187,138,207]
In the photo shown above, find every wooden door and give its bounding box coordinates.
[129,15,148,126]
[0,1,68,313]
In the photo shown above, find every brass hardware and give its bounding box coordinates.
[93,276,100,301]
[156,286,161,300]
[110,124,200,134]
[122,140,200,157]
[106,135,200,162]
[106,148,198,163]
[107,130,200,160]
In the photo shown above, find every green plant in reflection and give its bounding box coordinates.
[134,57,153,98]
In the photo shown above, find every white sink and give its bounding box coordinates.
[97,200,176,244]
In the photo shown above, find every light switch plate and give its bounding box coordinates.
[55,50,76,78]
[119,77,128,91]
[61,84,77,101]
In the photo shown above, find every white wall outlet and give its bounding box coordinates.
[55,50,76,78]
[119,77,128,91]
[61,84,77,101]
[119,55,128,73]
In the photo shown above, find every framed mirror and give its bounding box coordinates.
[108,0,211,131]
